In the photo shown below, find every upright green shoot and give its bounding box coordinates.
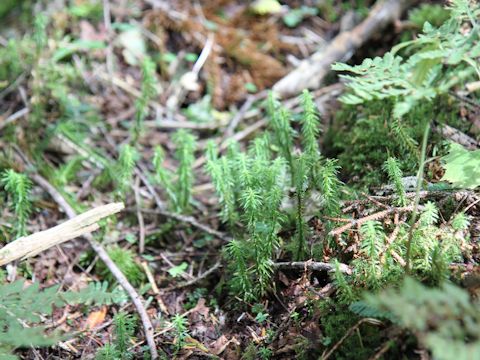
[133,57,157,141]
[383,157,407,206]
[405,123,430,274]
[172,130,197,213]
[115,144,138,200]
[1,170,32,239]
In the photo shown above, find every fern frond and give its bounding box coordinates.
[419,201,439,226]
[451,211,470,231]
[360,221,384,260]
[333,260,357,303]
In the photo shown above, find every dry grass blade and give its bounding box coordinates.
[0,202,124,266]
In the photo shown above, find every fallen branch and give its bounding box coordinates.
[0,202,124,266]
[330,205,424,237]
[322,318,383,360]
[30,173,159,359]
[273,0,410,97]
[434,123,479,150]
[135,166,230,242]
[273,261,351,275]
[169,261,222,290]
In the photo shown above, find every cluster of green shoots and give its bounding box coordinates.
[334,156,468,304]
[205,90,342,300]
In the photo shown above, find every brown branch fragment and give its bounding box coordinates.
[330,205,423,237]
[273,0,410,97]
[322,318,383,360]
[434,123,479,150]
[273,261,351,275]
[170,261,222,290]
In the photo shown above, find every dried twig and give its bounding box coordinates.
[0,203,124,265]
[322,318,383,360]
[330,205,424,236]
[273,0,410,97]
[273,260,351,274]
[223,93,265,140]
[134,166,230,241]
[134,176,146,254]
[433,123,479,150]
[29,173,159,359]
[170,261,222,290]
[0,107,29,131]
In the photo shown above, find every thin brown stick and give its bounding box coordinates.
[134,176,146,254]
[135,166,230,241]
[273,0,411,97]
[273,260,351,274]
[322,318,383,360]
[169,261,222,290]
[30,173,159,359]
[223,93,265,140]
[330,205,424,237]
[368,330,402,360]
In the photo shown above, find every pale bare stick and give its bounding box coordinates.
[0,203,123,265]
[273,0,410,97]
[30,172,159,360]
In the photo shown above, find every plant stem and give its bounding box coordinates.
[405,122,430,274]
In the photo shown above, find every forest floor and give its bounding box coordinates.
[1,0,480,359]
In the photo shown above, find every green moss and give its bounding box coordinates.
[325,97,461,189]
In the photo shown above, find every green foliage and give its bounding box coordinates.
[0,280,121,359]
[364,277,480,360]
[317,158,342,216]
[283,6,318,28]
[133,57,157,140]
[64,281,128,306]
[53,156,85,187]
[114,145,138,199]
[206,90,343,300]
[153,130,197,213]
[153,145,177,208]
[333,0,480,118]
[409,4,450,28]
[441,142,480,189]
[451,211,470,231]
[1,170,32,239]
[171,314,189,353]
[333,260,357,304]
[355,221,384,288]
[383,157,407,206]
[96,246,145,287]
[95,312,137,360]
[267,92,295,173]
[172,130,197,212]
[205,141,238,226]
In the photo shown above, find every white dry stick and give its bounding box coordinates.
[273,0,410,97]
[0,203,124,266]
